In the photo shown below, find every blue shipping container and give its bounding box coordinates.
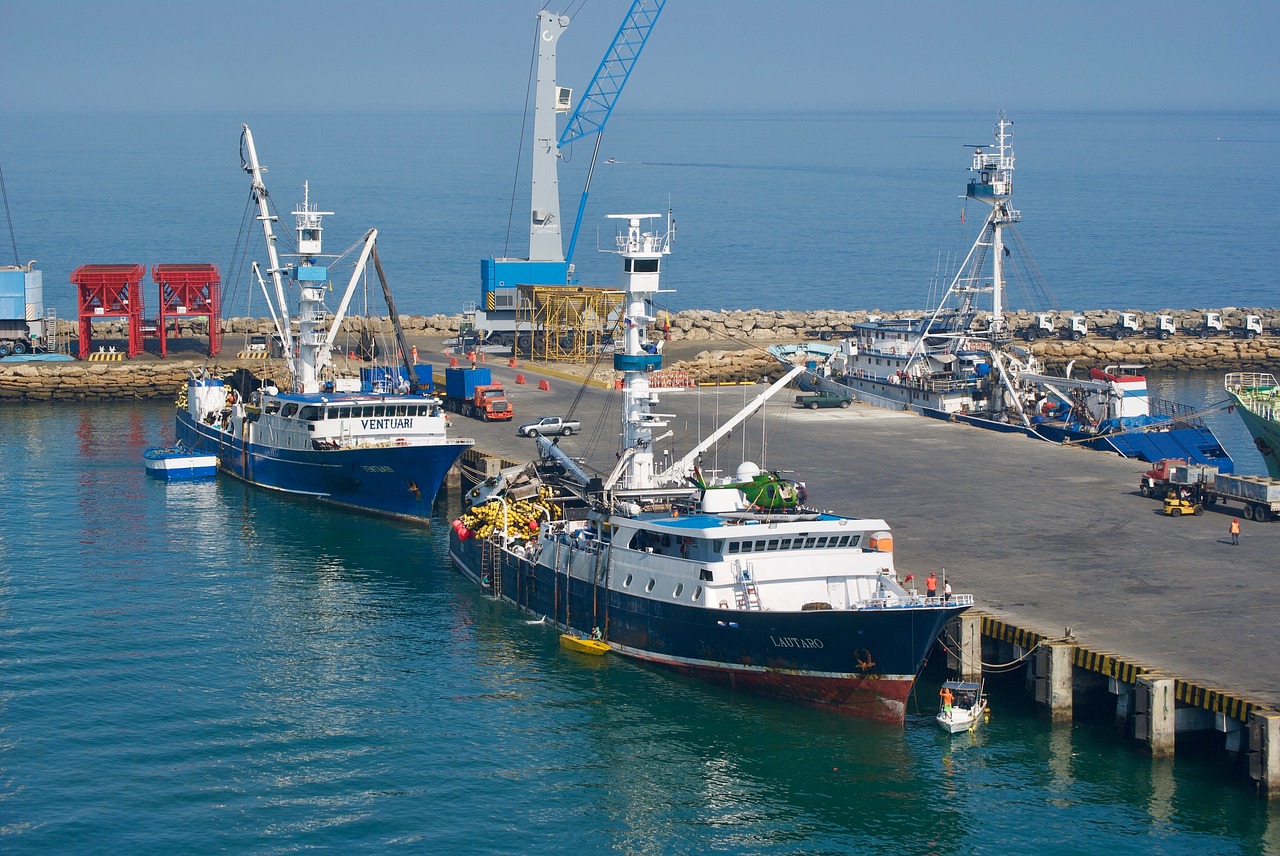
[444,366,491,400]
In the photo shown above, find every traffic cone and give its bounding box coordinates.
[515,374,526,384]
[538,379,550,391]
[449,356,458,368]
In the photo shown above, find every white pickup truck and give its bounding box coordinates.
[516,416,581,437]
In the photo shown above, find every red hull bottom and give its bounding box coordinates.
[621,648,915,724]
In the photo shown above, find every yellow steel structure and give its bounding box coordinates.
[516,285,624,363]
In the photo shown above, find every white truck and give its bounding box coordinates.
[516,416,581,437]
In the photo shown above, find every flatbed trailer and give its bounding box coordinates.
[1206,473,1280,522]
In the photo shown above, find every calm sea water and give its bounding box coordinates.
[3,110,1279,318]
[2,401,1278,853]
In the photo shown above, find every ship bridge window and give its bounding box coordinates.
[264,401,282,415]
[767,539,779,550]
[754,540,767,551]
[699,568,713,581]
[712,540,724,553]
[299,406,320,421]
[726,542,740,554]
[815,536,828,548]
[362,406,375,418]
[780,538,792,549]
[337,406,351,419]
[282,403,299,418]
[625,258,660,273]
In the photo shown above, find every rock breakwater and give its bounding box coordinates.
[0,360,277,402]
[10,308,1278,397]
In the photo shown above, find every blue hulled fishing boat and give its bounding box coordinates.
[176,126,472,521]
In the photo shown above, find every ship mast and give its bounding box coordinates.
[965,111,1019,336]
[288,183,337,393]
[608,213,671,490]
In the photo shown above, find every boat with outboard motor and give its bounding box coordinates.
[770,113,1233,471]
[175,126,473,521]
[449,213,972,723]
[936,679,988,734]
[1226,372,1280,479]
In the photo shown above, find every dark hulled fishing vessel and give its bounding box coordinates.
[450,214,971,722]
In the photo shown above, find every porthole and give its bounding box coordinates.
[693,585,703,600]
[624,574,634,587]
[646,578,656,593]
[674,583,684,598]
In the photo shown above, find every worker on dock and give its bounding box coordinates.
[1230,518,1241,546]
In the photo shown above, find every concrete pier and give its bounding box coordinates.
[1137,674,1177,758]
[429,360,1280,795]
[950,613,983,681]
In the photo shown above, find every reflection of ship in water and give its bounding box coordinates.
[1225,372,1280,478]
[771,112,1234,470]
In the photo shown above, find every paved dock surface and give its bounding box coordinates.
[447,357,1280,711]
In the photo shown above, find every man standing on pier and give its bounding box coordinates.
[1230,518,1241,545]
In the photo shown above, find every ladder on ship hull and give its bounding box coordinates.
[481,539,502,598]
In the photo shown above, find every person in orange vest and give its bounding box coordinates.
[926,571,938,599]
[1230,517,1241,546]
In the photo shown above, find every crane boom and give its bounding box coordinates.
[558,0,666,149]
[658,366,806,486]
[560,0,666,264]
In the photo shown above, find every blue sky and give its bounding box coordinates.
[2,0,1277,112]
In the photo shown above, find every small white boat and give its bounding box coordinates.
[144,446,217,481]
[936,680,988,734]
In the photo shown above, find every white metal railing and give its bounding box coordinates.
[1226,372,1278,394]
